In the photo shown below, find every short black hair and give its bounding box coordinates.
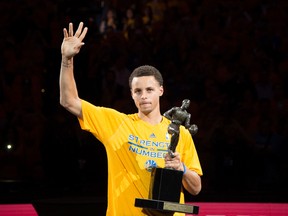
[129,65,163,88]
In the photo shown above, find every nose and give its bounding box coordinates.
[141,91,148,99]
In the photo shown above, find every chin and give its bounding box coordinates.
[140,108,152,114]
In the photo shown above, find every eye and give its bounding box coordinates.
[134,89,141,94]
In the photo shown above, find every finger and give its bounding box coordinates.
[79,27,88,41]
[63,28,68,38]
[165,161,173,169]
[75,43,85,52]
[173,152,180,158]
[165,151,174,160]
[75,22,84,37]
[169,160,180,170]
[172,152,181,161]
[69,23,73,37]
[167,162,180,170]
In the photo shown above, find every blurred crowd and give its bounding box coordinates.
[1,0,288,200]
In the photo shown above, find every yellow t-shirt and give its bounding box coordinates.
[78,100,202,216]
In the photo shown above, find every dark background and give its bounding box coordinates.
[1,0,288,207]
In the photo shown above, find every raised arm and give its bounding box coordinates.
[59,22,88,119]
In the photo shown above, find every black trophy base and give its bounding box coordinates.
[150,167,183,202]
[135,167,199,214]
[134,198,199,214]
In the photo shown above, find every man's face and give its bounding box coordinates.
[131,76,163,114]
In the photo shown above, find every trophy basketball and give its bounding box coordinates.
[135,99,199,214]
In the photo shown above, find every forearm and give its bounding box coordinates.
[182,167,202,195]
[59,57,82,117]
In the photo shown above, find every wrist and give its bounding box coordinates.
[61,57,73,67]
[182,162,187,174]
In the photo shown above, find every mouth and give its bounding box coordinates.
[140,102,151,106]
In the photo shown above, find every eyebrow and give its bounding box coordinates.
[133,86,154,91]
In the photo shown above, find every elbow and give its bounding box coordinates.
[59,97,73,110]
[187,183,201,196]
[193,176,202,195]
[60,97,68,108]
[192,184,202,196]
[183,173,202,196]
[59,96,82,118]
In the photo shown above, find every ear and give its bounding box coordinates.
[159,86,164,96]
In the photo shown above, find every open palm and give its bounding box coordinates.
[61,22,88,58]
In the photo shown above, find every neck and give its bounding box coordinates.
[138,111,163,125]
